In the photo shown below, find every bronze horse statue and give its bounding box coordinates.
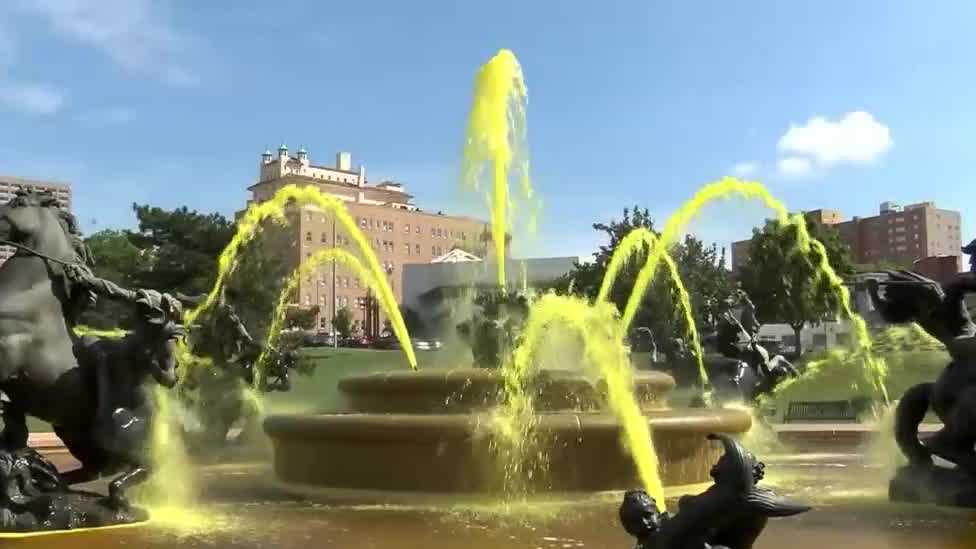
[0,190,179,508]
[867,270,976,478]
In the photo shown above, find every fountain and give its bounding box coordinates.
[3,45,974,549]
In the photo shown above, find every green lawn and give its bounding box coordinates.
[762,348,949,421]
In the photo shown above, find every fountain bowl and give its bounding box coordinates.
[264,368,751,495]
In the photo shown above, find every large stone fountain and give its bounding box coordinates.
[264,368,751,495]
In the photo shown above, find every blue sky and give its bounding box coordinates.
[1,1,974,263]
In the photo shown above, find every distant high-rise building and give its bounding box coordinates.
[244,146,498,335]
[731,201,963,272]
[0,175,72,266]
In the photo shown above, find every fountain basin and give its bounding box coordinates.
[264,408,751,493]
[337,368,677,413]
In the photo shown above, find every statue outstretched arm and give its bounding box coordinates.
[82,277,138,303]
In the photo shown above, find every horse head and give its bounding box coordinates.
[0,188,76,267]
[134,292,185,388]
[867,270,946,329]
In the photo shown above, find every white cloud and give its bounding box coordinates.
[14,0,198,87]
[777,156,813,177]
[777,111,892,167]
[731,162,758,177]
[0,82,65,115]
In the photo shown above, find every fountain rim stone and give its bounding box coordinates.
[263,408,752,442]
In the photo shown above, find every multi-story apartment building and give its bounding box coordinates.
[0,175,72,266]
[244,146,496,333]
[732,202,963,272]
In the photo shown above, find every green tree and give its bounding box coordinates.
[738,218,854,355]
[552,206,735,344]
[84,204,291,335]
[285,305,320,331]
[126,204,235,295]
[80,229,142,328]
[333,307,353,338]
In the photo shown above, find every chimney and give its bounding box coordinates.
[337,152,351,171]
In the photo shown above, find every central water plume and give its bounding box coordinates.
[598,228,707,388]
[462,49,536,287]
[619,177,889,404]
[495,293,665,510]
[182,183,417,370]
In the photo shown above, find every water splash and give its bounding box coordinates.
[72,325,128,339]
[496,293,665,510]
[182,183,417,369]
[462,49,536,286]
[620,177,889,404]
[598,228,707,387]
[136,386,211,531]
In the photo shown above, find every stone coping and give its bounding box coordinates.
[264,408,753,442]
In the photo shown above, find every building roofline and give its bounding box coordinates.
[0,175,71,190]
[248,174,417,201]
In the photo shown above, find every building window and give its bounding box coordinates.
[306,213,312,222]
[432,246,437,255]
[321,232,328,243]
[462,232,467,241]
[354,278,360,288]
[405,243,411,255]
[415,225,421,234]
[369,219,374,229]
[416,244,421,254]
[404,224,410,234]
[304,295,311,305]
[360,217,367,228]
[305,231,312,242]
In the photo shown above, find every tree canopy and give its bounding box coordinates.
[737,218,854,354]
[82,203,292,338]
[553,206,736,347]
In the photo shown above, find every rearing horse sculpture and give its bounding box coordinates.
[0,189,177,508]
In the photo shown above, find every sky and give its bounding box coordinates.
[1,1,974,264]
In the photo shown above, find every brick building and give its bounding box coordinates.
[244,146,497,334]
[0,175,72,266]
[732,201,963,272]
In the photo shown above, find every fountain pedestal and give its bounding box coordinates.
[890,464,976,508]
[264,369,751,496]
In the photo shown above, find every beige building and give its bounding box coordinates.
[245,146,497,333]
[732,202,964,272]
[0,175,72,265]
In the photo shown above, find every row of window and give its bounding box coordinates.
[304,232,461,258]
[301,294,385,310]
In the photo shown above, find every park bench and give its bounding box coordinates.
[783,400,859,423]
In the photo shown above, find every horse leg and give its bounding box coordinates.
[108,464,150,510]
[926,386,976,474]
[1,403,29,451]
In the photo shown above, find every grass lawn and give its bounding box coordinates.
[762,348,948,422]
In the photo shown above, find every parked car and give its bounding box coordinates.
[412,339,443,351]
[342,336,371,348]
[303,331,335,347]
[372,335,401,350]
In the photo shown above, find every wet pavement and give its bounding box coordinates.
[5,449,976,548]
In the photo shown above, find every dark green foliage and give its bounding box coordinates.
[737,218,854,355]
[82,204,291,335]
[285,305,320,331]
[333,307,353,338]
[551,206,736,344]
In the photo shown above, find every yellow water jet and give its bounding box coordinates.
[497,293,665,510]
[620,177,888,404]
[257,247,382,385]
[462,49,535,287]
[183,183,416,369]
[598,228,707,387]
